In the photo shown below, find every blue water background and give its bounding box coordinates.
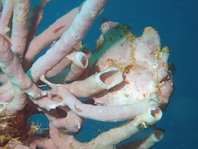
[30,0,198,148]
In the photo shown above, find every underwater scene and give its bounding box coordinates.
[0,0,197,148]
